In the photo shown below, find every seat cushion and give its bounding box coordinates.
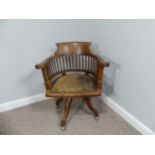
[51,74,96,93]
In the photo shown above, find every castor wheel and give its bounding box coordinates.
[95,116,99,120]
[61,126,66,131]
[61,120,67,131]
[94,113,99,120]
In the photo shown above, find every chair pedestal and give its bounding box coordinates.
[57,97,99,130]
[83,97,99,119]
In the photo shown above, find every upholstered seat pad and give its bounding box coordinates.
[51,74,96,93]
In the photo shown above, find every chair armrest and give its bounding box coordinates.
[35,56,53,91]
[35,55,53,69]
[95,55,110,67]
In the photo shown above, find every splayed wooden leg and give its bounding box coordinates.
[84,97,99,119]
[61,98,72,130]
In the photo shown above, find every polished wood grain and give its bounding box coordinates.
[35,42,109,130]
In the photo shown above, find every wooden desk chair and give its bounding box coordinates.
[35,42,109,130]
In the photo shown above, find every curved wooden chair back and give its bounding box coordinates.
[35,42,110,95]
[55,42,92,55]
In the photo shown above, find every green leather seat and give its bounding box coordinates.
[51,74,96,93]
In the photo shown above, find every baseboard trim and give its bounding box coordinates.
[0,93,47,113]
[101,94,155,135]
[0,93,154,134]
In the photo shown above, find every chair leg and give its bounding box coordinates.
[61,98,72,130]
[56,98,63,108]
[84,97,99,119]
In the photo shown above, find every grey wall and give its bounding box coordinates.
[0,19,96,103]
[91,20,155,132]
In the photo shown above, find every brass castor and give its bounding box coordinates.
[95,116,99,120]
[61,126,66,131]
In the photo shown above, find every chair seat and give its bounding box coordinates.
[51,74,96,93]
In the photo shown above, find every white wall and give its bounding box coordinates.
[91,20,155,132]
[0,19,95,103]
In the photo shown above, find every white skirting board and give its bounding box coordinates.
[0,93,154,134]
[0,93,48,113]
[101,94,155,135]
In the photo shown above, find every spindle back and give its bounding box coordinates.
[46,54,98,78]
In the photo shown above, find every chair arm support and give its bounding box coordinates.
[97,59,109,92]
[35,55,53,69]
[97,65,104,91]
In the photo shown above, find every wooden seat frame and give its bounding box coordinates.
[35,42,109,130]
